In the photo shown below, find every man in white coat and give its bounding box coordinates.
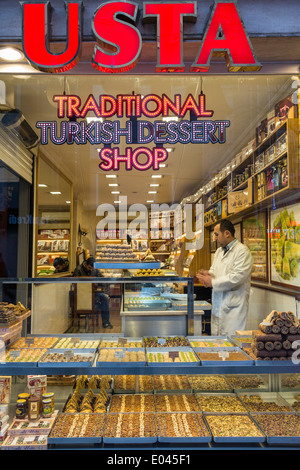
[197,219,253,336]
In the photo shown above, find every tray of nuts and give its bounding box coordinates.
[188,375,233,392]
[144,336,190,347]
[237,392,293,413]
[96,348,146,366]
[156,412,211,443]
[153,375,192,393]
[147,347,199,366]
[113,375,153,393]
[195,347,254,365]
[99,337,143,348]
[204,413,265,443]
[196,393,248,414]
[251,412,300,444]
[103,412,157,443]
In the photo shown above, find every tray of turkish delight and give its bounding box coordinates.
[102,412,157,444]
[146,347,199,366]
[96,348,146,366]
[195,347,254,366]
[38,349,96,367]
[204,413,266,443]
[156,412,211,443]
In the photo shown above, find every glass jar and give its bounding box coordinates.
[16,399,26,419]
[28,397,40,421]
[42,399,53,418]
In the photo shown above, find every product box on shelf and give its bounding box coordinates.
[0,376,11,403]
[1,434,48,450]
[7,417,56,436]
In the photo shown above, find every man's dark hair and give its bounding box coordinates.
[218,219,235,236]
[85,256,95,267]
[53,257,65,268]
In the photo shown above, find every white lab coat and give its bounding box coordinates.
[209,240,253,336]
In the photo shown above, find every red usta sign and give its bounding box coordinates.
[21,1,261,73]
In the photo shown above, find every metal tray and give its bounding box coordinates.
[204,413,266,443]
[146,347,200,366]
[102,412,157,444]
[99,337,143,348]
[52,336,101,349]
[196,393,248,414]
[38,348,96,367]
[187,336,235,348]
[96,348,146,367]
[250,412,300,444]
[237,391,293,413]
[187,374,233,393]
[195,347,254,366]
[279,391,300,413]
[48,436,102,445]
[156,412,211,443]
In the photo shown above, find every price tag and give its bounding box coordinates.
[157,338,166,346]
[218,351,229,361]
[25,337,34,347]
[10,350,20,359]
[70,338,80,346]
[168,351,179,361]
[118,338,127,346]
[64,350,74,361]
[115,350,125,360]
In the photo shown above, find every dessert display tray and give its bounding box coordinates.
[204,413,266,443]
[195,347,254,366]
[96,348,147,367]
[156,412,212,443]
[146,347,199,366]
[38,349,96,367]
[251,412,300,444]
[187,336,235,348]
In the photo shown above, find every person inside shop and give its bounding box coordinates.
[196,219,253,337]
[73,256,113,329]
[53,257,69,273]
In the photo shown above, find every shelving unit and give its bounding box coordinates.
[203,119,299,227]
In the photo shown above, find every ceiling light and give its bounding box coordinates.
[50,191,61,195]
[166,148,174,152]
[159,163,167,168]
[109,183,118,187]
[66,201,71,204]
[86,116,103,123]
[146,200,154,203]
[148,191,157,194]
[114,200,121,204]
[151,175,162,179]
[106,175,117,178]
[150,184,159,187]
[111,191,120,194]
[0,47,23,61]
[38,184,47,187]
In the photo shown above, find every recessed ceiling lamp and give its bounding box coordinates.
[66,200,71,204]
[148,191,157,194]
[146,200,154,203]
[108,183,118,187]
[111,191,120,194]
[150,184,159,187]
[151,175,162,179]
[105,174,117,178]
[38,184,48,187]
[50,191,61,195]
[0,47,24,61]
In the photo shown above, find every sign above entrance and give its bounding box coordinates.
[21,1,261,73]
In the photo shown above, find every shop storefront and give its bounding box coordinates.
[1,0,300,452]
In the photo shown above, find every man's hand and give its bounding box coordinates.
[196,271,212,288]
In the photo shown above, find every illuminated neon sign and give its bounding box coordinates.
[36,92,230,171]
[21,1,261,73]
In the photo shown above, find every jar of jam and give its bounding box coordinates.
[16,399,26,419]
[18,393,30,411]
[42,392,54,413]
[42,399,52,418]
[28,397,40,421]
